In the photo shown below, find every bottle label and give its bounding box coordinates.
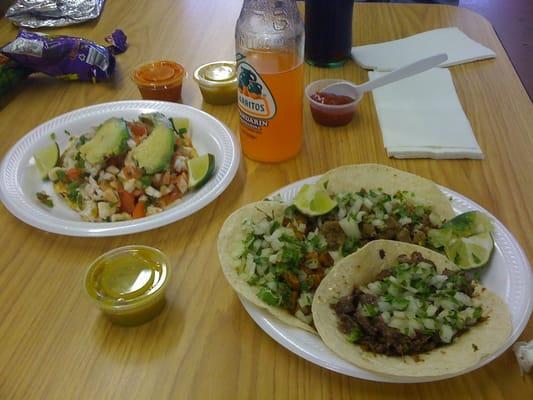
[237,61,276,131]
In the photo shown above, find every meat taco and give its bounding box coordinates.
[217,164,459,333]
[312,240,511,377]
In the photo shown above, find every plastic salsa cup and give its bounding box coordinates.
[85,245,171,326]
[193,61,237,105]
[304,79,360,127]
[132,60,185,102]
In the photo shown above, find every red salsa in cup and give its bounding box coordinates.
[310,91,353,105]
[309,91,356,126]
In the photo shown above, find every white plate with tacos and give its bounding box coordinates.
[218,165,532,383]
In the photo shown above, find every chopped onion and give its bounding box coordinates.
[426,304,438,317]
[253,219,270,236]
[381,311,391,323]
[243,253,256,279]
[439,324,455,343]
[389,317,407,330]
[407,318,422,331]
[339,217,361,240]
[295,310,313,324]
[363,197,373,209]
[430,274,448,288]
[393,311,406,319]
[378,300,392,312]
[423,318,436,330]
[399,216,412,226]
[367,281,383,295]
[454,292,473,306]
[440,298,458,310]
[268,253,280,264]
[355,211,367,223]
[429,212,442,226]
[349,197,363,215]
[105,165,120,175]
[145,186,161,198]
[372,219,385,228]
[298,292,313,308]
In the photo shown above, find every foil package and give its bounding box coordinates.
[5,0,106,28]
[1,29,127,82]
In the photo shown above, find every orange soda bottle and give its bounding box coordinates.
[235,0,305,162]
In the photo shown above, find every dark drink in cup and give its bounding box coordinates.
[304,0,354,68]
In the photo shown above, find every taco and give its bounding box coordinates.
[217,164,457,333]
[312,240,511,377]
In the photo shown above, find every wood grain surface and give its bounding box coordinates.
[0,1,532,399]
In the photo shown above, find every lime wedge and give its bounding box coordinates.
[429,211,494,269]
[444,232,494,269]
[34,141,59,179]
[293,184,337,216]
[442,211,493,236]
[187,153,215,189]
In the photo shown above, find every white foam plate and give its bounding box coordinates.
[0,101,240,237]
[240,176,532,383]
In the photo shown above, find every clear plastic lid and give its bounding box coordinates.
[194,61,237,88]
[132,60,185,89]
[85,245,170,311]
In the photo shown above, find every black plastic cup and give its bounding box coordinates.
[304,0,354,68]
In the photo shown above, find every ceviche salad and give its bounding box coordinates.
[33,112,214,222]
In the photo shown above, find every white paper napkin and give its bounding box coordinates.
[352,27,495,71]
[369,68,483,159]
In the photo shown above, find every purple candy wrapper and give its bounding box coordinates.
[1,29,127,82]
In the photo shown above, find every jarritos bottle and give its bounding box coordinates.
[235,0,304,162]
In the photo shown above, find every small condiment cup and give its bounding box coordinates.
[193,61,238,105]
[132,60,186,102]
[304,79,361,127]
[85,245,171,326]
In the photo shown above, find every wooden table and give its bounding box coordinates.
[0,1,531,398]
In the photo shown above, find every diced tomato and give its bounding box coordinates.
[66,168,83,181]
[132,201,146,219]
[128,121,148,138]
[118,190,136,214]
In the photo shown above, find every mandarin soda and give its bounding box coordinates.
[235,0,304,162]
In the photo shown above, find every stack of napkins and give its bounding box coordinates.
[369,68,483,159]
[351,27,495,159]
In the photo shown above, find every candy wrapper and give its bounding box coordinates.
[1,29,127,82]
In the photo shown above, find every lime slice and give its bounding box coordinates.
[429,211,494,269]
[293,184,337,216]
[34,141,59,179]
[187,153,215,189]
[442,211,493,236]
[444,232,494,269]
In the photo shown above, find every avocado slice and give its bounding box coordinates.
[132,124,174,174]
[80,118,129,164]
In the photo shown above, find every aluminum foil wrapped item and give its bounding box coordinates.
[1,29,127,82]
[5,0,106,28]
